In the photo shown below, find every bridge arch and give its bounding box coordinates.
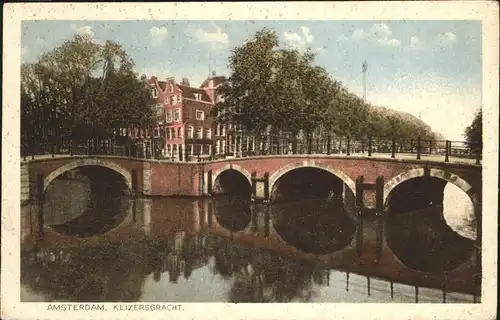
[43,158,133,192]
[268,160,357,197]
[211,164,253,188]
[383,167,477,210]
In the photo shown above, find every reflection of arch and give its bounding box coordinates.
[44,159,132,192]
[211,164,252,188]
[268,160,356,197]
[383,167,477,209]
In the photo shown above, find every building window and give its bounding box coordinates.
[194,93,201,101]
[196,110,205,121]
[171,128,176,139]
[186,126,193,139]
[205,128,212,139]
[174,109,181,122]
[152,88,158,98]
[166,110,173,123]
[196,127,203,139]
[164,96,169,105]
[172,95,177,105]
[177,127,182,139]
[178,95,182,103]
[221,125,226,136]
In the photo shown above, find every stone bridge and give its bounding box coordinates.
[22,154,482,217]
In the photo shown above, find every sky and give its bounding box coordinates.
[21,20,482,140]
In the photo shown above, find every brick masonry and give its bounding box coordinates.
[25,155,482,210]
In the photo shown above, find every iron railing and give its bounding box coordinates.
[21,136,482,165]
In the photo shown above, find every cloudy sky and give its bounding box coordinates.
[21,20,482,140]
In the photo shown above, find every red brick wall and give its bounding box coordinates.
[206,156,481,191]
[149,162,203,196]
[27,155,481,201]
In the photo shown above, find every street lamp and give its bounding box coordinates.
[362,60,368,102]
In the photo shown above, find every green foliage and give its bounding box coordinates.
[21,34,153,146]
[217,28,441,145]
[464,109,482,152]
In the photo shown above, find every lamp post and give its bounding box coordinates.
[362,60,368,102]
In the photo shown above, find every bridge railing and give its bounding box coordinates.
[21,137,482,165]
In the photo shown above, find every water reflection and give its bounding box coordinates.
[21,193,480,303]
[42,168,130,237]
[213,195,252,232]
[271,198,356,254]
[385,207,475,273]
[50,196,131,237]
[443,183,477,240]
[21,241,150,302]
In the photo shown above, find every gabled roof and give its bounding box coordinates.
[157,81,167,91]
[200,75,227,89]
[177,84,212,103]
[147,76,167,91]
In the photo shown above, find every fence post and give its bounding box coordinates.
[368,137,372,157]
[347,136,351,156]
[391,138,396,158]
[416,137,421,160]
[475,142,481,165]
[410,139,414,153]
[445,140,450,162]
[51,144,55,158]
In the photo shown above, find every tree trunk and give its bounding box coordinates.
[306,131,312,154]
[327,134,332,154]
[255,134,262,156]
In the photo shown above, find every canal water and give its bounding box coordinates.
[20,176,480,303]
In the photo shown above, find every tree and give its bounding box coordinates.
[217,27,441,155]
[21,34,153,150]
[464,109,482,154]
[216,28,279,136]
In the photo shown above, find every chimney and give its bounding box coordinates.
[181,78,190,87]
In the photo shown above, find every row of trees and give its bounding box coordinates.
[21,34,154,150]
[215,29,441,151]
[21,29,480,156]
[464,109,482,153]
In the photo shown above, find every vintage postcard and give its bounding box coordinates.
[2,2,499,320]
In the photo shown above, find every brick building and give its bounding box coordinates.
[146,72,258,160]
[146,74,225,160]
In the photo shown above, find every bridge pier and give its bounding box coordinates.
[251,172,270,203]
[133,198,152,236]
[30,172,45,242]
[354,176,385,264]
[342,182,356,216]
[247,204,271,236]
[355,176,385,217]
